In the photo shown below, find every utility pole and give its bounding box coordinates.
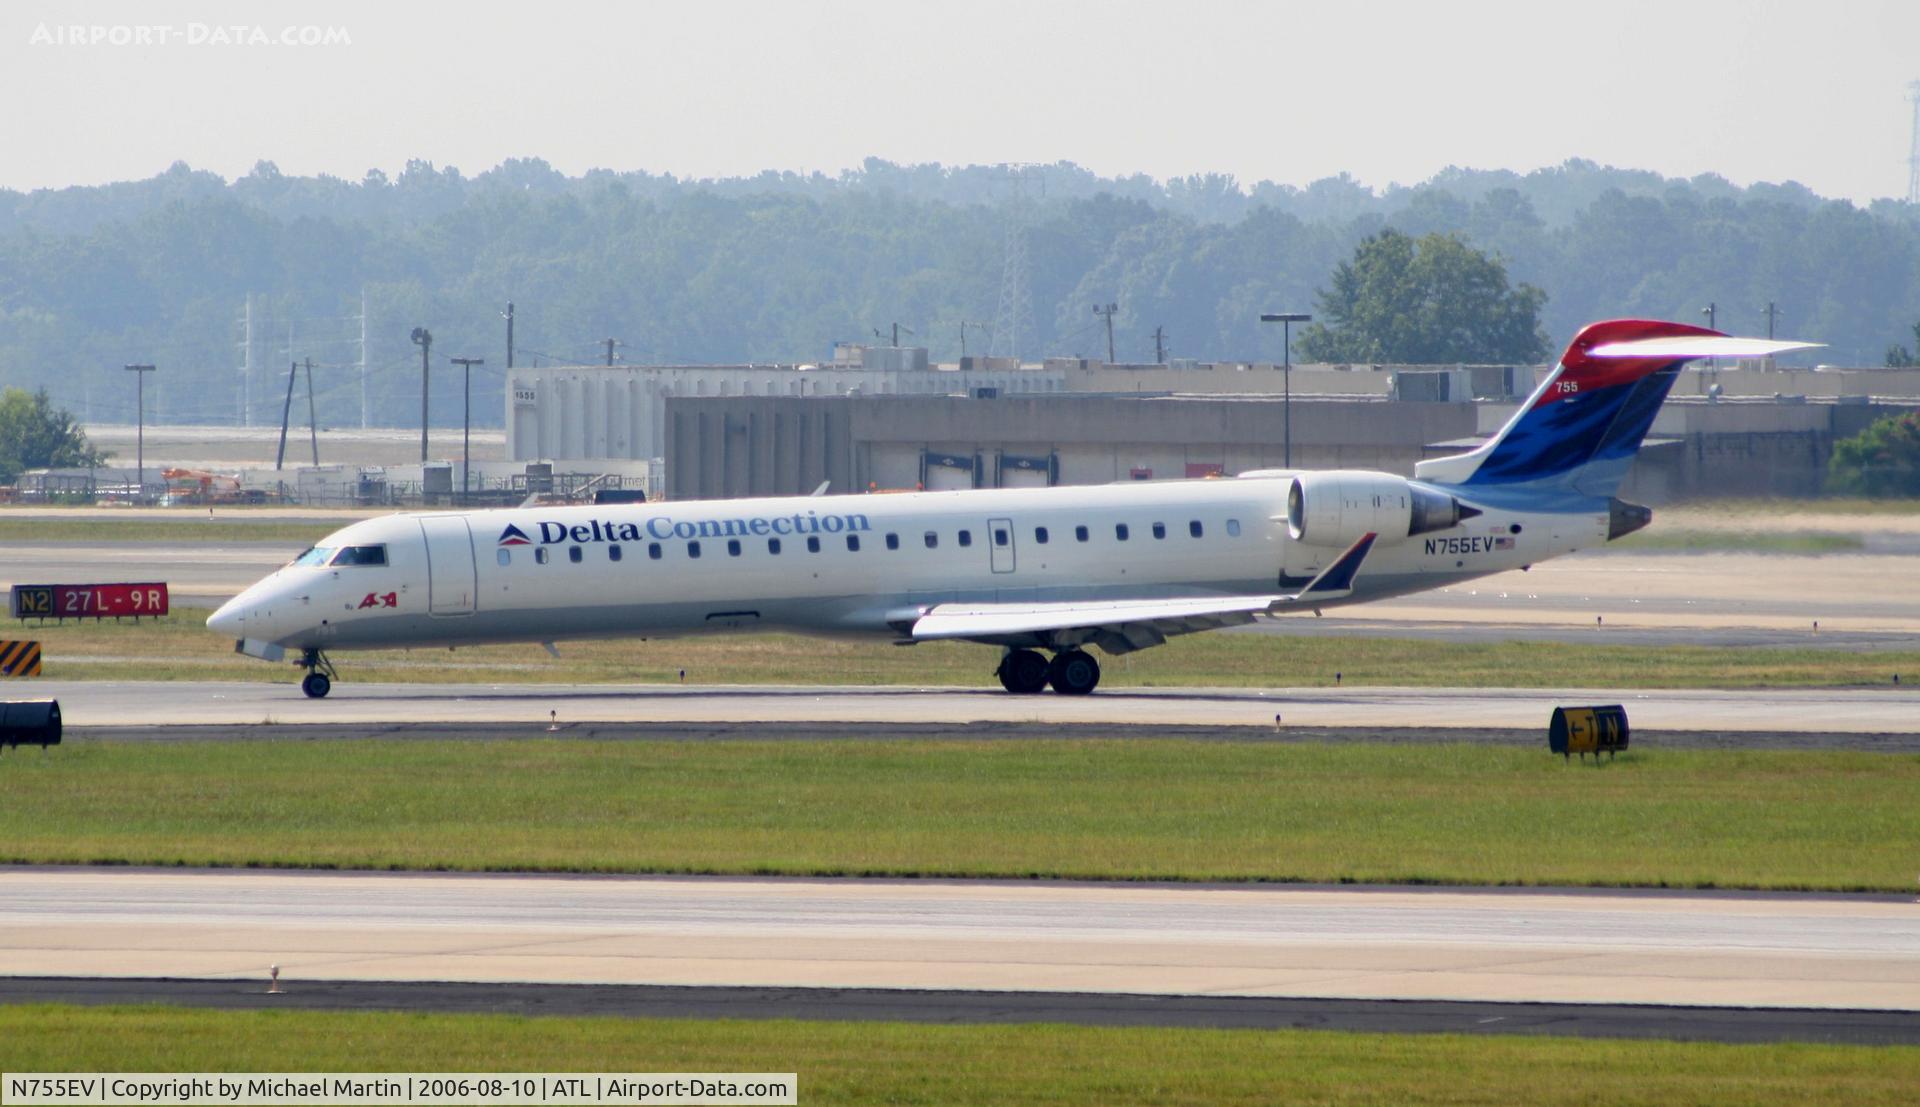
[451,357,484,504]
[358,287,370,430]
[411,327,433,461]
[1093,302,1118,363]
[1762,301,1780,340]
[276,359,297,469]
[123,364,155,502]
[1152,325,1167,364]
[1701,302,1717,332]
[604,337,620,366]
[305,357,319,466]
[503,301,515,369]
[240,293,253,427]
[1260,312,1311,468]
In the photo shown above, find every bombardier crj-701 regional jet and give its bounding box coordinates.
[210,319,1815,698]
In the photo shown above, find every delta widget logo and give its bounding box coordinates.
[498,524,532,546]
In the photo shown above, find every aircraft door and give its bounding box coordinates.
[419,516,477,616]
[988,516,1016,574]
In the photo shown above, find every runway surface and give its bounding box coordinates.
[2,870,1915,1015]
[33,678,1920,735]
[7,977,1917,1045]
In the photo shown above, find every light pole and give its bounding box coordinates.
[410,327,432,462]
[123,363,155,502]
[450,357,484,504]
[1260,313,1311,468]
[1093,303,1118,363]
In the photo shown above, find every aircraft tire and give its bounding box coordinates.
[301,672,332,699]
[997,649,1050,694]
[1047,650,1100,695]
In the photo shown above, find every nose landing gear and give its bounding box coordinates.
[996,648,1101,695]
[299,649,337,698]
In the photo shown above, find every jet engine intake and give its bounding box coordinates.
[1287,472,1481,547]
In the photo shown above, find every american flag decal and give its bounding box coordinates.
[1494,536,1515,550]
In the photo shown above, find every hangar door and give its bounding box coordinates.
[419,516,477,616]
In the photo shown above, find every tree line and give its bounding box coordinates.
[1,157,1917,428]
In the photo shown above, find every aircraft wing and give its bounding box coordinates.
[909,533,1375,654]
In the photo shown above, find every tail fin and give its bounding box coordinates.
[1415,319,1820,497]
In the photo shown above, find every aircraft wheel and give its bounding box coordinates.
[1048,649,1100,695]
[997,649,1050,694]
[301,672,332,699]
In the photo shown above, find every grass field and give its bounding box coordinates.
[1609,528,1865,553]
[0,518,332,543]
[27,607,1920,687]
[3,740,1913,890]
[4,1006,1915,1106]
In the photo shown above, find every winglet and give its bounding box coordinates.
[1300,532,1376,596]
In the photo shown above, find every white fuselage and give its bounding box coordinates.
[207,474,1603,654]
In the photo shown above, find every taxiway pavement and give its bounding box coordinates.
[31,678,1920,734]
[2,870,1914,1014]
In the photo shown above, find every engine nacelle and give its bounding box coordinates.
[1286,471,1478,547]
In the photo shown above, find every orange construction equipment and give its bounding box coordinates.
[162,468,245,505]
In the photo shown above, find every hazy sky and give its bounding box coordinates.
[5,0,1919,204]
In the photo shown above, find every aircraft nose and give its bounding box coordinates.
[207,595,245,637]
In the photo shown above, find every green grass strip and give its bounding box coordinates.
[0,519,333,543]
[3,740,1915,891]
[4,1006,1916,1106]
[1608,529,1865,553]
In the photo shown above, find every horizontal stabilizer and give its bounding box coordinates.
[1588,336,1822,359]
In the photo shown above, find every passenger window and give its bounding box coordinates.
[1189,520,1204,538]
[649,542,663,560]
[330,545,388,567]
[1116,523,1130,541]
[568,546,583,563]
[886,533,900,550]
[924,532,938,549]
[994,528,1009,546]
[610,545,623,562]
[1035,526,1049,544]
[1075,525,1089,543]
[496,548,511,567]
[807,535,821,553]
[1226,518,1241,537]
[768,538,782,554]
[688,541,702,559]
[846,535,861,552]
[1151,523,1166,540]
[535,547,550,565]
[958,530,972,547]
[727,539,742,557]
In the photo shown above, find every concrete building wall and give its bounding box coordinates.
[509,363,1064,463]
[664,394,1479,500]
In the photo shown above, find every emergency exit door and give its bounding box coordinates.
[419,516,477,615]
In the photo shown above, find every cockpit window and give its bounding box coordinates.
[329,545,388,567]
[292,547,334,566]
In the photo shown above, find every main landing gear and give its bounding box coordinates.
[996,648,1100,695]
[299,649,337,698]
